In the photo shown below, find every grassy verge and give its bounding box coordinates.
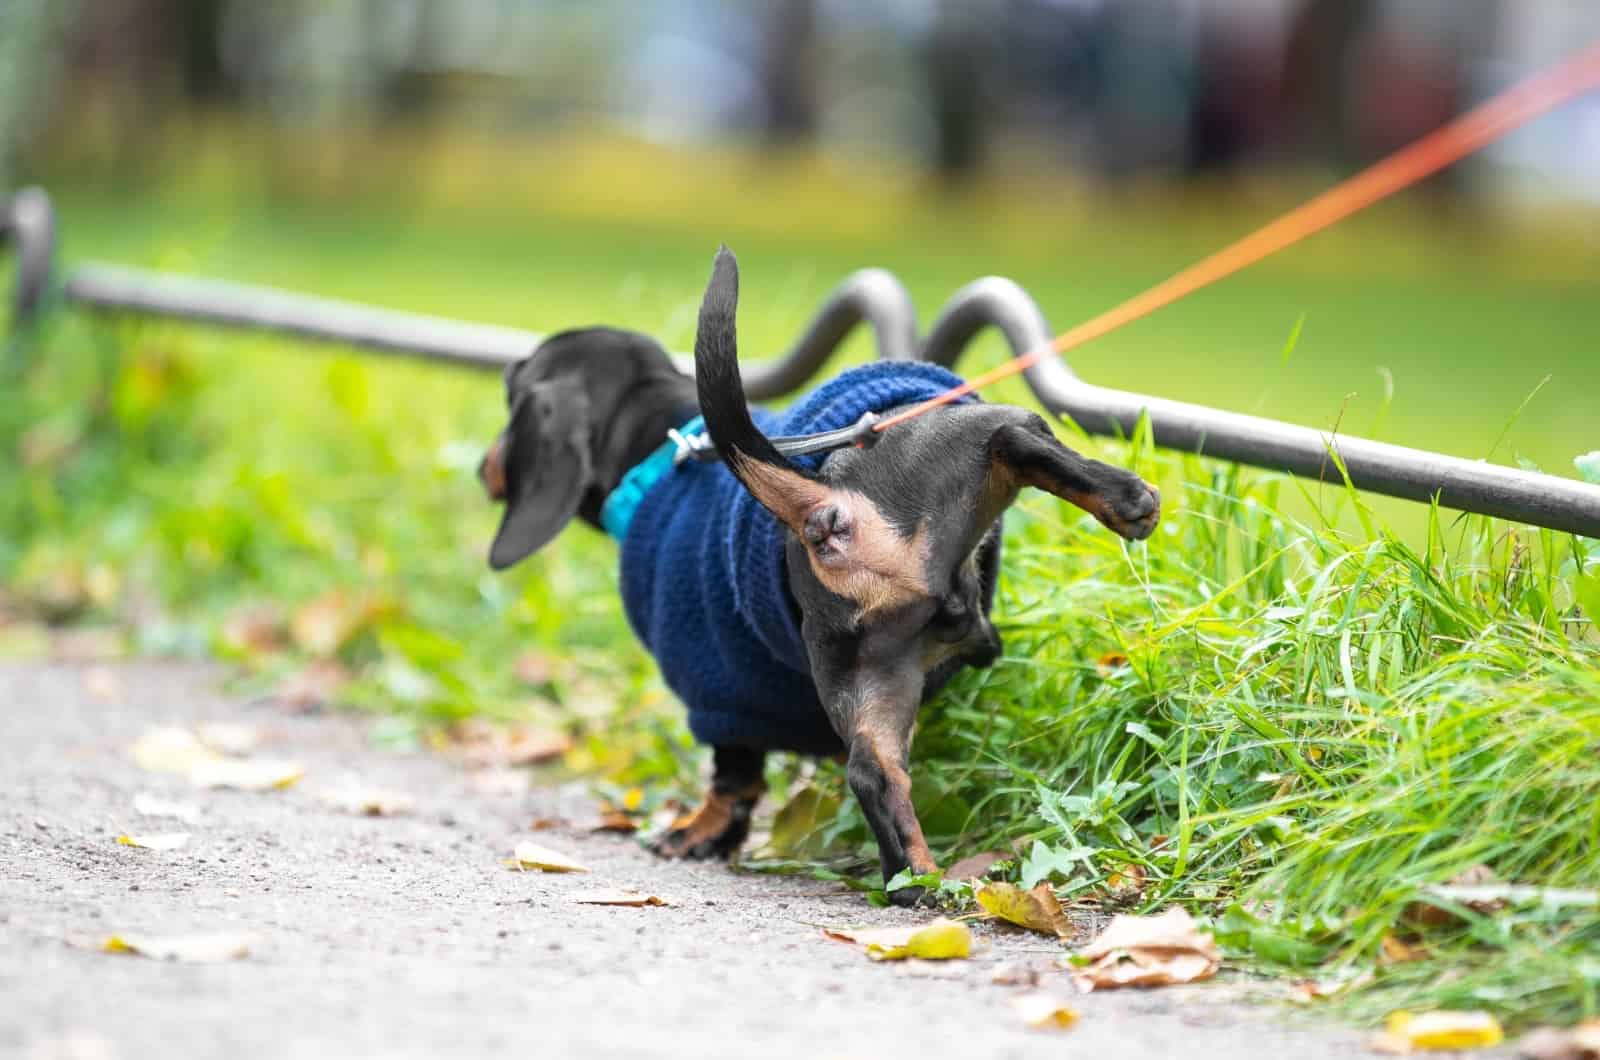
[3,158,1599,1027]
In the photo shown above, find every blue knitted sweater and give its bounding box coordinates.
[617,362,973,754]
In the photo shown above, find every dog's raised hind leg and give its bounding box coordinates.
[650,745,766,860]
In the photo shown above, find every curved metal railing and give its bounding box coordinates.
[6,185,1599,536]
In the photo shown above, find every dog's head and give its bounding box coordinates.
[480,328,685,570]
[693,247,1160,729]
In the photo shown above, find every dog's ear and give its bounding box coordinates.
[489,378,592,569]
[989,420,1161,540]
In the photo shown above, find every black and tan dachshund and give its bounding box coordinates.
[481,248,1159,904]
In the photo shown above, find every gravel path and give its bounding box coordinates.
[1,661,1370,1059]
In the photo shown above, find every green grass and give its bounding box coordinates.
[5,133,1600,1028]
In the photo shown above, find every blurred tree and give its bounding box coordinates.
[759,0,819,144]
[924,0,995,183]
[0,0,73,189]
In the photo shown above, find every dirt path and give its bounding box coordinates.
[1,661,1370,1059]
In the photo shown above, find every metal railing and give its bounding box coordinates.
[6,186,1599,537]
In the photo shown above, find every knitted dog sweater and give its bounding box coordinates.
[618,362,974,754]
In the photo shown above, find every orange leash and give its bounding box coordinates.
[874,39,1600,434]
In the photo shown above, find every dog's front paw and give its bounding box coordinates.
[887,884,938,909]
[1100,479,1160,541]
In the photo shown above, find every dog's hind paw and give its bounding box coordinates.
[647,790,757,861]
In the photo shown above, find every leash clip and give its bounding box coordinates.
[670,425,717,466]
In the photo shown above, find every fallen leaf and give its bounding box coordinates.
[1379,933,1426,965]
[1372,1010,1504,1053]
[1095,652,1130,676]
[275,659,352,711]
[944,851,1009,881]
[1519,1020,1600,1060]
[195,721,262,757]
[1011,992,1080,1031]
[320,786,413,816]
[102,932,255,962]
[589,809,638,834]
[82,666,122,704]
[506,842,589,873]
[131,726,220,774]
[529,816,564,830]
[290,590,384,658]
[116,833,190,851]
[448,720,571,769]
[132,794,202,824]
[1287,970,1374,1003]
[1106,863,1148,899]
[513,650,554,686]
[1405,864,1505,927]
[1072,907,1219,991]
[189,758,304,791]
[757,785,844,859]
[220,604,286,656]
[991,961,1042,987]
[826,919,973,962]
[569,889,668,907]
[470,768,532,796]
[976,882,1072,937]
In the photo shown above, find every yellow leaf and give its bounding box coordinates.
[1072,907,1219,991]
[569,889,668,906]
[976,881,1072,937]
[827,918,972,961]
[506,842,589,873]
[1380,1011,1503,1052]
[1011,992,1079,1031]
[102,933,255,962]
[116,833,190,851]
[621,787,645,811]
[189,758,304,791]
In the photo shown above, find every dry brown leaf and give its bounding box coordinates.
[569,889,669,907]
[976,882,1072,938]
[102,932,256,962]
[289,590,384,658]
[588,809,638,834]
[528,816,564,830]
[195,721,262,757]
[1287,970,1374,1004]
[1072,907,1219,991]
[130,726,221,774]
[1011,992,1080,1031]
[275,659,352,712]
[1371,1010,1504,1053]
[116,833,190,851]
[1405,864,1505,927]
[190,758,305,791]
[321,786,413,817]
[447,720,571,769]
[944,851,1009,881]
[824,919,973,961]
[506,842,589,873]
[991,961,1042,987]
[1519,1020,1600,1060]
[1095,652,1130,676]
[220,604,286,656]
[1106,863,1148,899]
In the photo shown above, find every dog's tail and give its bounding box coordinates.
[694,246,825,529]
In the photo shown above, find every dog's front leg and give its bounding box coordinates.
[651,745,766,860]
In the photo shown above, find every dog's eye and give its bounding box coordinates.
[928,599,972,643]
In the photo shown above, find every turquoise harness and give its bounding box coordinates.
[599,415,705,540]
